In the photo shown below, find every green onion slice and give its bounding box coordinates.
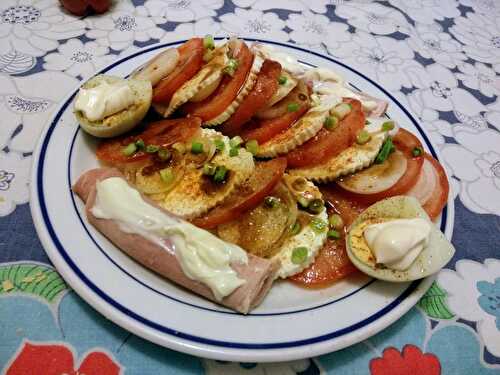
[310,217,327,233]
[287,102,299,112]
[135,139,145,150]
[229,136,243,148]
[203,35,215,50]
[159,167,174,184]
[329,214,344,229]
[214,139,225,152]
[278,75,287,85]
[382,121,395,132]
[213,165,228,183]
[229,147,239,157]
[327,230,341,240]
[146,144,159,153]
[375,137,394,164]
[356,130,371,145]
[290,221,301,236]
[264,196,280,209]
[122,143,137,156]
[323,115,338,131]
[203,163,216,176]
[291,247,308,264]
[412,147,423,157]
[157,148,171,161]
[191,141,204,154]
[245,139,259,155]
[307,199,324,214]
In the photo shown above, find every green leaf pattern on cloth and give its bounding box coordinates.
[417,281,455,319]
[0,262,67,303]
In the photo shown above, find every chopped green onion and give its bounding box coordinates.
[412,147,423,157]
[172,142,186,154]
[290,221,301,236]
[122,143,137,156]
[278,75,288,85]
[203,35,215,50]
[214,139,225,152]
[297,196,310,209]
[159,167,174,184]
[356,130,371,145]
[310,217,327,233]
[213,165,228,183]
[307,199,324,214]
[375,137,394,164]
[329,214,344,229]
[146,144,160,153]
[191,141,204,154]
[382,121,395,132]
[229,136,243,148]
[245,139,259,155]
[203,49,214,62]
[229,147,239,157]
[135,139,145,150]
[157,148,171,161]
[365,120,371,125]
[291,246,308,264]
[327,229,341,240]
[203,163,216,176]
[331,103,352,120]
[223,58,239,76]
[323,115,338,131]
[287,102,299,112]
[264,196,280,209]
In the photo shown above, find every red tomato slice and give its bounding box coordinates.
[192,158,287,229]
[286,98,365,168]
[407,153,449,220]
[220,60,281,136]
[152,38,204,104]
[96,117,201,165]
[336,128,425,205]
[181,42,254,121]
[290,185,366,287]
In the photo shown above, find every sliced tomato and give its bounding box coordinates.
[96,117,201,165]
[407,153,449,220]
[220,60,282,136]
[192,158,287,229]
[336,128,425,205]
[181,42,254,121]
[290,184,366,287]
[286,98,365,168]
[152,38,204,104]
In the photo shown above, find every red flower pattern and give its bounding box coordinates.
[370,344,441,375]
[6,342,121,375]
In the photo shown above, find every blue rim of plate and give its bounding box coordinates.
[36,38,447,350]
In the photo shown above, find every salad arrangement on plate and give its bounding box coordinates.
[71,36,454,314]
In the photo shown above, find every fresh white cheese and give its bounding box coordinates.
[75,80,135,122]
[91,177,248,301]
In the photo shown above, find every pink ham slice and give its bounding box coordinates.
[73,167,279,314]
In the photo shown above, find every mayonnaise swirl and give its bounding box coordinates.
[363,218,431,271]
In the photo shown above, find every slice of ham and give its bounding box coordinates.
[73,167,279,314]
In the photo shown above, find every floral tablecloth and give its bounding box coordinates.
[1,0,500,373]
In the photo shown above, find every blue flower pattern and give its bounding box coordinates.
[477,278,500,330]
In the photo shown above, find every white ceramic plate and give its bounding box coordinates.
[30,39,454,363]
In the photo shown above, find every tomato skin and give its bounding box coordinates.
[152,38,204,104]
[286,98,365,168]
[336,128,424,205]
[96,117,201,165]
[192,158,287,229]
[220,60,281,136]
[290,184,366,287]
[240,104,309,144]
[421,153,449,220]
[59,0,88,15]
[181,42,254,121]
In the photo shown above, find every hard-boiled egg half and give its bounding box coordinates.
[346,196,454,282]
[74,75,152,138]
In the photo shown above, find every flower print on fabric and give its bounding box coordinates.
[335,2,411,35]
[0,72,78,153]
[43,39,113,80]
[287,11,351,50]
[438,259,500,357]
[388,0,460,24]
[203,358,319,374]
[0,152,30,217]
[484,98,500,132]
[318,308,499,374]
[370,345,441,375]
[0,0,85,57]
[441,129,500,215]
[219,8,288,42]
[231,0,340,13]
[450,13,500,64]
[405,63,485,116]
[458,0,500,19]
[331,31,415,91]
[144,0,223,23]
[6,342,121,375]
[456,62,500,98]
[85,2,166,51]
[407,23,466,69]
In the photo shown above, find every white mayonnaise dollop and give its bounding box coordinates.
[75,80,135,122]
[363,218,431,271]
[91,177,248,300]
[254,44,305,75]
